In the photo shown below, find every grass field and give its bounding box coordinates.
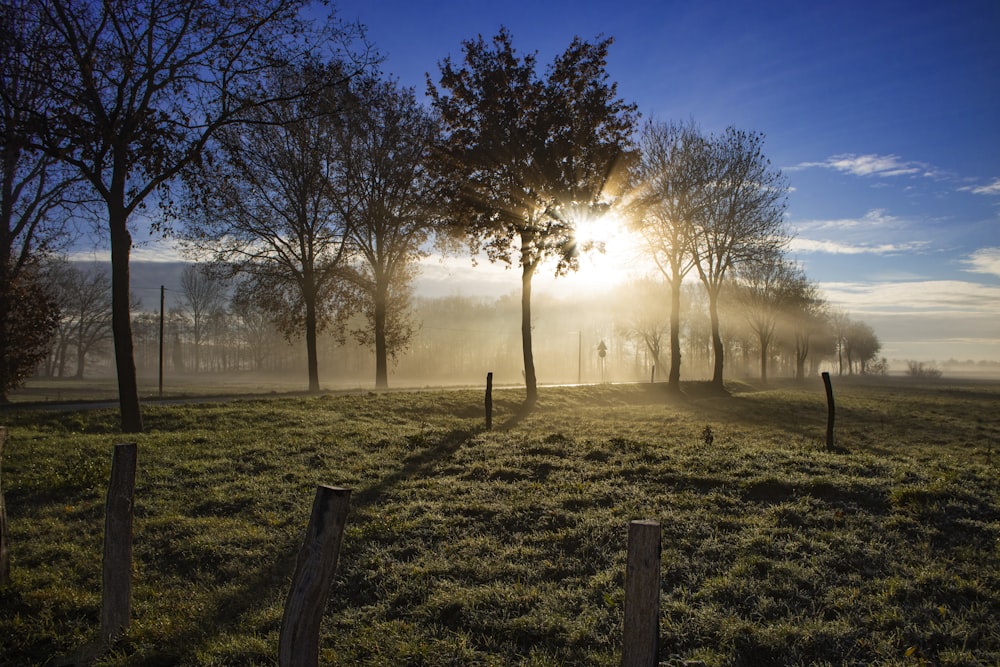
[1,377,998,666]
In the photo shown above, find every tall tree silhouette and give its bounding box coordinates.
[429,29,636,404]
[335,77,443,388]
[18,0,366,430]
[630,121,705,393]
[688,128,788,391]
[184,65,355,393]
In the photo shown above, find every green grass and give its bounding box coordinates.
[1,377,998,665]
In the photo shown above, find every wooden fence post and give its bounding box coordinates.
[622,519,660,667]
[0,427,9,586]
[279,485,351,667]
[822,371,835,451]
[101,443,137,644]
[485,372,493,430]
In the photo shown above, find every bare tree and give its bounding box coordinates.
[688,127,789,391]
[730,250,796,383]
[780,269,828,380]
[615,277,671,376]
[230,282,279,372]
[62,265,113,379]
[18,0,366,431]
[184,64,356,392]
[830,308,851,376]
[629,120,705,392]
[429,29,637,404]
[335,77,442,388]
[179,265,227,373]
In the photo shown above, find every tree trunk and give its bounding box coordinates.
[374,282,388,389]
[521,260,538,404]
[109,204,143,433]
[75,342,86,380]
[304,291,320,393]
[668,275,682,392]
[0,279,9,403]
[759,332,768,384]
[708,288,724,389]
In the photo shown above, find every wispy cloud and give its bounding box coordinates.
[790,153,931,178]
[962,247,1000,278]
[789,238,927,255]
[958,178,1000,195]
[792,208,902,232]
[820,279,1000,315]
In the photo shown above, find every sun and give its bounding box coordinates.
[538,209,647,296]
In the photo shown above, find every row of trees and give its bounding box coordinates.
[4,0,883,431]
[36,261,885,389]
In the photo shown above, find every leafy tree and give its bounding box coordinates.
[688,127,789,390]
[0,266,59,399]
[179,265,227,373]
[629,120,704,392]
[184,65,355,392]
[0,1,80,400]
[429,28,637,403]
[845,319,881,375]
[19,0,365,431]
[335,77,442,388]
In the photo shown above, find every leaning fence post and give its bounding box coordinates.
[485,372,494,430]
[101,442,137,644]
[822,371,835,451]
[622,519,660,667]
[279,485,351,667]
[0,427,9,586]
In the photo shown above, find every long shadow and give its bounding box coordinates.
[49,425,479,666]
[498,399,535,430]
[351,427,475,509]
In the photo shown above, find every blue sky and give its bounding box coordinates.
[323,0,1000,362]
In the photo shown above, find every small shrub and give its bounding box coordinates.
[906,361,943,379]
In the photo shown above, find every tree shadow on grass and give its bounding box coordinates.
[51,426,480,666]
[351,427,475,509]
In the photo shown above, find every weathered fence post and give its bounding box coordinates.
[485,372,494,430]
[622,519,660,667]
[0,427,9,586]
[822,371,835,451]
[650,365,655,384]
[101,442,137,644]
[279,485,352,667]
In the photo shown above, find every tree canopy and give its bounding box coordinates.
[429,28,637,402]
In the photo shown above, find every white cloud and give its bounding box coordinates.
[790,153,927,178]
[962,247,1000,278]
[958,178,1000,195]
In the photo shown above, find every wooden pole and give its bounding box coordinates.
[158,285,164,399]
[622,519,660,667]
[650,365,655,384]
[822,371,835,451]
[0,427,9,586]
[279,486,351,667]
[101,443,137,644]
[485,372,493,430]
